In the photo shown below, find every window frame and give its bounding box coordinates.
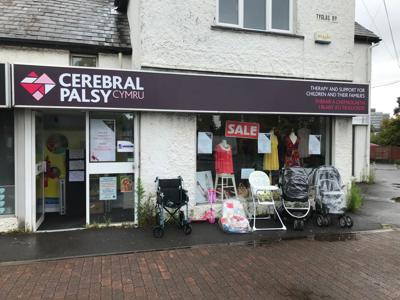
[70,54,98,68]
[216,0,293,33]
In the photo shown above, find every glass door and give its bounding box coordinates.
[34,112,46,230]
[86,112,136,225]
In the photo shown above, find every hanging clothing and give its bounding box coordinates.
[284,135,301,167]
[298,128,310,158]
[263,134,279,171]
[214,143,234,174]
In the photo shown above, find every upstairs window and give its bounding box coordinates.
[217,0,292,32]
[71,55,97,67]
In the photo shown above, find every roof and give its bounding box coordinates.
[0,0,131,54]
[355,22,381,43]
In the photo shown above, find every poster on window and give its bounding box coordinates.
[120,175,133,193]
[196,171,213,204]
[258,133,271,154]
[197,132,213,154]
[99,176,117,200]
[309,135,321,155]
[90,119,116,162]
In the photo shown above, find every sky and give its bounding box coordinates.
[355,0,400,115]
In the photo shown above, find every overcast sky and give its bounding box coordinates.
[355,0,400,115]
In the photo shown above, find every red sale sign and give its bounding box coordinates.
[225,121,260,139]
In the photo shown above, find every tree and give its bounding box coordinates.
[372,116,400,146]
[394,97,400,116]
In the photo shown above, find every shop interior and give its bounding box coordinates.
[37,112,86,230]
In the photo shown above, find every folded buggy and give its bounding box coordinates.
[308,166,353,228]
[278,167,311,231]
[153,177,192,238]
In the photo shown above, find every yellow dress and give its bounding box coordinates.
[263,134,279,171]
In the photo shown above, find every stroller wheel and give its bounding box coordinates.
[293,220,298,231]
[322,216,329,227]
[339,216,347,228]
[298,220,304,231]
[316,215,324,227]
[183,224,192,235]
[345,216,353,228]
[153,227,164,238]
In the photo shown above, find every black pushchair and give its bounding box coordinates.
[153,177,192,238]
[278,167,311,231]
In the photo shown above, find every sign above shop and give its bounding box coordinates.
[13,64,370,115]
[0,64,7,107]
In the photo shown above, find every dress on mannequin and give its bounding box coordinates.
[284,133,301,167]
[263,131,279,171]
[214,140,234,174]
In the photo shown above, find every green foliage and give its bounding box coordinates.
[136,178,156,227]
[372,116,400,146]
[361,167,375,184]
[395,159,400,166]
[347,181,363,213]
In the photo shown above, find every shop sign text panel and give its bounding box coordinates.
[13,64,369,115]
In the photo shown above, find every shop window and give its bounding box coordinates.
[70,55,97,67]
[0,110,15,216]
[89,112,135,163]
[196,114,331,203]
[217,0,292,32]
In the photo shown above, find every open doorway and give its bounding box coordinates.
[37,111,86,230]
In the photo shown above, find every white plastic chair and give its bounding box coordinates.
[249,171,286,231]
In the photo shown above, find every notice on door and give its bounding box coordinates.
[90,119,116,162]
[99,176,117,200]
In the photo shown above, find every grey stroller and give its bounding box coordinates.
[308,166,353,228]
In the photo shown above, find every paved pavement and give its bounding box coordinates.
[358,163,400,227]
[1,230,399,300]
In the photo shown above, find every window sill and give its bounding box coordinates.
[211,25,304,39]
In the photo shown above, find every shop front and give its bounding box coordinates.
[11,64,369,231]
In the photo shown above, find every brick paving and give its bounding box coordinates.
[0,231,400,300]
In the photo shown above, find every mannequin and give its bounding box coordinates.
[285,129,301,167]
[214,139,234,174]
[289,128,297,144]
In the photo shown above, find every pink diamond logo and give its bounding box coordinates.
[20,72,56,101]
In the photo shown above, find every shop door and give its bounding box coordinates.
[34,112,46,230]
[86,112,136,225]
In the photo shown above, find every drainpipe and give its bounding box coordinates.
[366,42,380,177]
[118,52,123,69]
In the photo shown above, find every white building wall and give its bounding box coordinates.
[352,42,372,182]
[139,112,197,206]
[332,117,353,187]
[132,0,355,81]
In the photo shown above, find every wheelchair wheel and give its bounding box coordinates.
[183,224,192,235]
[345,216,353,228]
[339,216,347,228]
[153,227,164,238]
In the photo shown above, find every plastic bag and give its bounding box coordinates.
[219,199,250,233]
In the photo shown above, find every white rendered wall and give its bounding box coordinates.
[131,0,356,81]
[332,117,353,187]
[0,45,131,69]
[352,42,370,181]
[139,112,197,206]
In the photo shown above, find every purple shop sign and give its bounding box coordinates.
[13,64,369,115]
[0,63,7,107]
